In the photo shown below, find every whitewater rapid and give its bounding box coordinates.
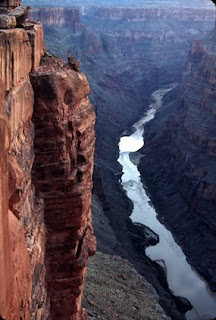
[118,87,216,320]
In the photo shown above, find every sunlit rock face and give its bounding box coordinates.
[31,55,96,319]
[0,2,96,319]
[0,2,46,319]
[138,19,216,291]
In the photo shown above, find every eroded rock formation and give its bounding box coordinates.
[0,1,96,319]
[29,7,81,29]
[0,2,47,319]
[31,54,96,320]
[138,20,216,291]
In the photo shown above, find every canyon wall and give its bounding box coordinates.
[30,7,81,29]
[93,7,216,21]
[138,23,216,291]
[0,1,95,319]
[23,0,215,9]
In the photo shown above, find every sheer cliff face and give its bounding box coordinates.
[0,3,46,318]
[30,7,81,29]
[0,1,95,319]
[31,56,96,319]
[138,22,216,290]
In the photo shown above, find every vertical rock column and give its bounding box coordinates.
[0,1,48,318]
[31,55,96,320]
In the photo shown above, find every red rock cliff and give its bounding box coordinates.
[31,55,96,320]
[0,1,96,319]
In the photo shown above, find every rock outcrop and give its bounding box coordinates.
[0,1,96,319]
[31,54,96,320]
[0,2,47,319]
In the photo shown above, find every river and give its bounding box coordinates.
[117,86,216,320]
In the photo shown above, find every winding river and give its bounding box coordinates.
[118,87,216,320]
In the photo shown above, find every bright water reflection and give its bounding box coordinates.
[118,87,216,320]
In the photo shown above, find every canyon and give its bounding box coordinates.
[138,26,216,292]
[1,0,216,319]
[27,2,216,319]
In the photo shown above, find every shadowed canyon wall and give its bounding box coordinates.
[0,1,96,319]
[138,19,216,291]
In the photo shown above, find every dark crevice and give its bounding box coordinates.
[75,227,89,259]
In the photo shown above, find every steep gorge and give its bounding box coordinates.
[138,24,216,292]
[29,5,216,319]
[29,5,215,174]
[1,1,216,319]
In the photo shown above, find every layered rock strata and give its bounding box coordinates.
[94,7,215,22]
[0,1,96,319]
[29,7,81,29]
[138,26,216,290]
[31,54,96,320]
[0,1,46,319]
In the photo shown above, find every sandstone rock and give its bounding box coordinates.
[0,0,21,8]
[68,56,80,72]
[8,5,29,26]
[0,12,48,318]
[0,29,32,90]
[31,55,96,320]
[7,79,34,144]
[27,22,44,70]
[0,1,96,319]
[0,79,32,320]
[0,14,16,28]
[29,7,81,30]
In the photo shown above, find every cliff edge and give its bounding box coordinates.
[0,1,96,319]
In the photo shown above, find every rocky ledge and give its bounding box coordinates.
[83,251,170,320]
